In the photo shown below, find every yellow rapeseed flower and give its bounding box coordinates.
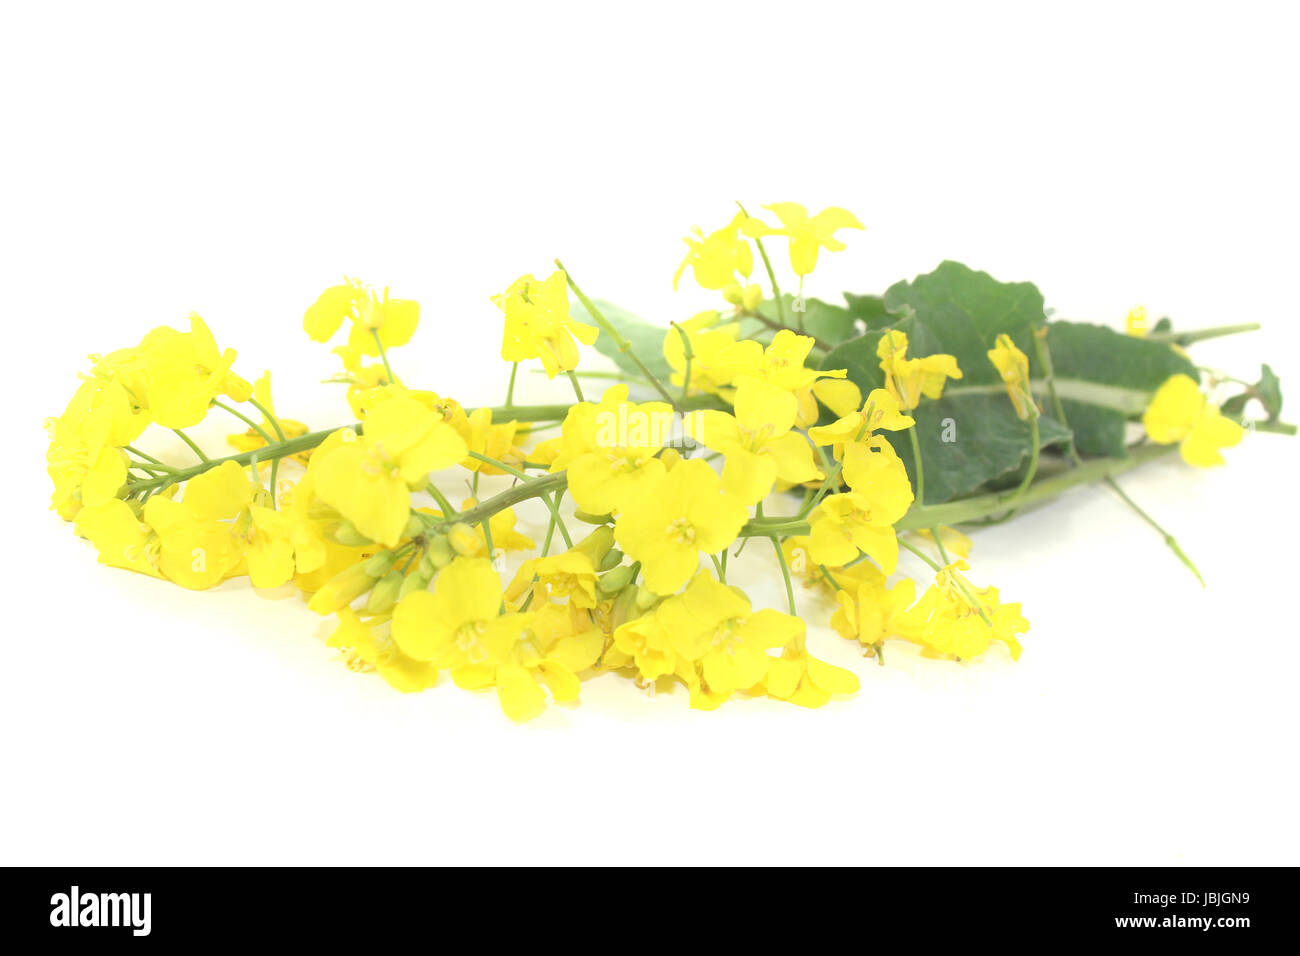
[673,211,758,292]
[696,377,824,505]
[759,202,864,275]
[1142,373,1244,466]
[494,269,598,378]
[808,386,914,459]
[763,632,860,708]
[808,438,914,572]
[46,374,143,518]
[876,329,963,410]
[662,311,760,398]
[136,314,253,428]
[546,385,673,515]
[304,278,420,357]
[327,608,439,693]
[665,571,802,701]
[613,458,748,594]
[311,397,468,547]
[141,460,252,589]
[986,333,1036,420]
[391,557,578,721]
[909,562,1028,661]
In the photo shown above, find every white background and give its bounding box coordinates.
[3,1,1297,865]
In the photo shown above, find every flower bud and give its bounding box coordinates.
[327,520,372,547]
[597,548,623,572]
[399,565,434,600]
[363,550,398,577]
[635,585,658,610]
[596,562,636,596]
[448,522,480,557]
[307,561,378,615]
[573,510,613,525]
[403,513,426,539]
[575,525,615,566]
[610,585,642,631]
[365,568,404,614]
[425,533,455,569]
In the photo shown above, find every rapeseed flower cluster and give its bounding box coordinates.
[50,199,1264,722]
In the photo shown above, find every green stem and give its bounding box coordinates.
[121,400,631,496]
[128,424,353,496]
[929,528,951,565]
[467,451,572,549]
[371,328,395,382]
[737,201,785,326]
[565,369,586,403]
[556,259,681,410]
[1000,414,1041,507]
[743,442,1181,538]
[426,472,569,533]
[1032,328,1081,465]
[172,429,209,463]
[907,426,926,506]
[818,564,843,591]
[127,457,176,476]
[426,483,457,519]
[671,320,694,405]
[504,362,519,408]
[744,310,833,351]
[541,499,559,558]
[123,446,176,470]
[248,399,288,508]
[213,401,276,446]
[1146,322,1260,346]
[248,398,288,442]
[213,400,281,503]
[899,537,942,572]
[770,536,797,615]
[1036,327,1202,584]
[1103,476,1205,586]
[799,423,870,518]
[899,538,992,626]
[1241,418,1297,436]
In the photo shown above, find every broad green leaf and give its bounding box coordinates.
[820,261,1197,501]
[574,299,675,386]
[895,396,1074,504]
[1027,322,1197,456]
[883,259,1048,363]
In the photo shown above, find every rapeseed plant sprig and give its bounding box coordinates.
[47,204,1293,719]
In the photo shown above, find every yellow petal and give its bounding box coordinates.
[304,283,358,342]
[496,665,547,722]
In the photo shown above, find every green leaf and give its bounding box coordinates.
[737,294,859,347]
[1027,322,1198,456]
[897,398,1074,504]
[821,263,1060,503]
[883,259,1048,363]
[820,261,1197,501]
[1221,362,1283,422]
[574,299,675,385]
[842,293,894,330]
